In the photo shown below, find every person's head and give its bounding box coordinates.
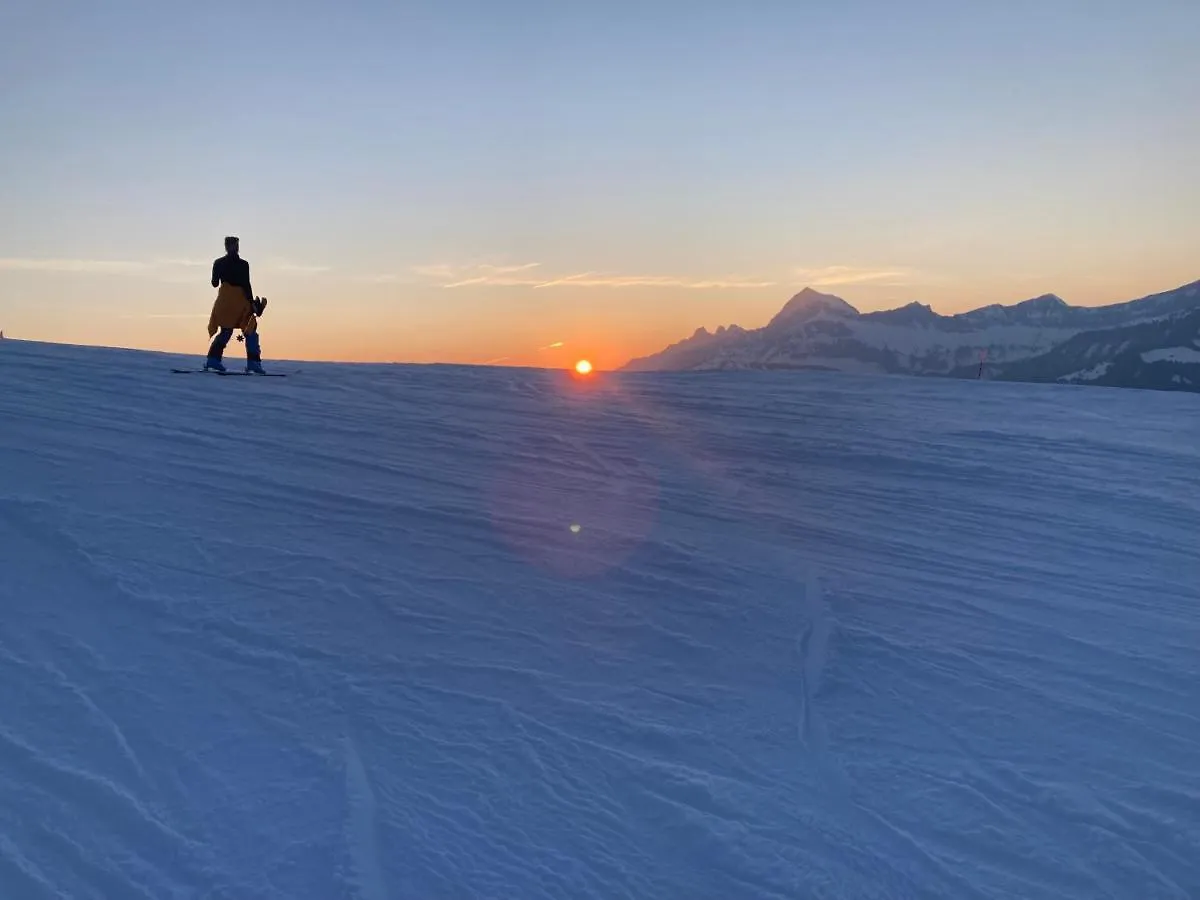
[224,235,240,255]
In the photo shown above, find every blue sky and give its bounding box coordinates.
[1,0,1197,366]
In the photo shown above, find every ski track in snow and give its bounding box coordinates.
[0,339,1198,898]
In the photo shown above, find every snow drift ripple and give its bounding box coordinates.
[0,338,1197,899]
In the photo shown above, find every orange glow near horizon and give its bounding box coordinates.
[8,265,1198,372]
[574,359,593,375]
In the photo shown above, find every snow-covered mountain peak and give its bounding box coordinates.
[1026,293,1067,306]
[869,300,939,327]
[767,287,860,330]
[1017,293,1068,310]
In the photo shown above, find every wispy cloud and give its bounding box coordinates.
[410,263,458,280]
[485,263,542,274]
[533,273,776,290]
[430,261,546,287]
[262,258,332,275]
[793,265,917,287]
[352,262,495,285]
[354,261,911,292]
[413,261,541,281]
[418,261,776,290]
[0,257,208,276]
[351,273,413,285]
[156,273,211,285]
[0,257,152,274]
[118,313,207,319]
[152,258,208,268]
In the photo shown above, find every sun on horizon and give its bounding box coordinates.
[574,359,593,375]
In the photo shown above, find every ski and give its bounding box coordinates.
[171,368,288,377]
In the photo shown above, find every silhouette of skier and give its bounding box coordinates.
[206,235,267,373]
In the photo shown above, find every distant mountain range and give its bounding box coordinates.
[622,279,1200,392]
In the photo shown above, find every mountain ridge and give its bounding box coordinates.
[623,278,1200,392]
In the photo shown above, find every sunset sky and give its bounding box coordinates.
[2,1,1198,370]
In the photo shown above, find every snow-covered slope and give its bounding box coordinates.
[1,338,1199,898]
[623,280,1200,392]
[998,307,1200,391]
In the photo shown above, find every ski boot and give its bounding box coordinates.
[206,327,233,372]
[244,332,266,374]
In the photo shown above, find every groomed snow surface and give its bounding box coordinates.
[1,339,1198,899]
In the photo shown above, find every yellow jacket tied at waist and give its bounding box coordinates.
[207,283,257,337]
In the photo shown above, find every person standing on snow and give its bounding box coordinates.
[206,235,267,373]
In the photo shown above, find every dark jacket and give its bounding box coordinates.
[211,253,254,303]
